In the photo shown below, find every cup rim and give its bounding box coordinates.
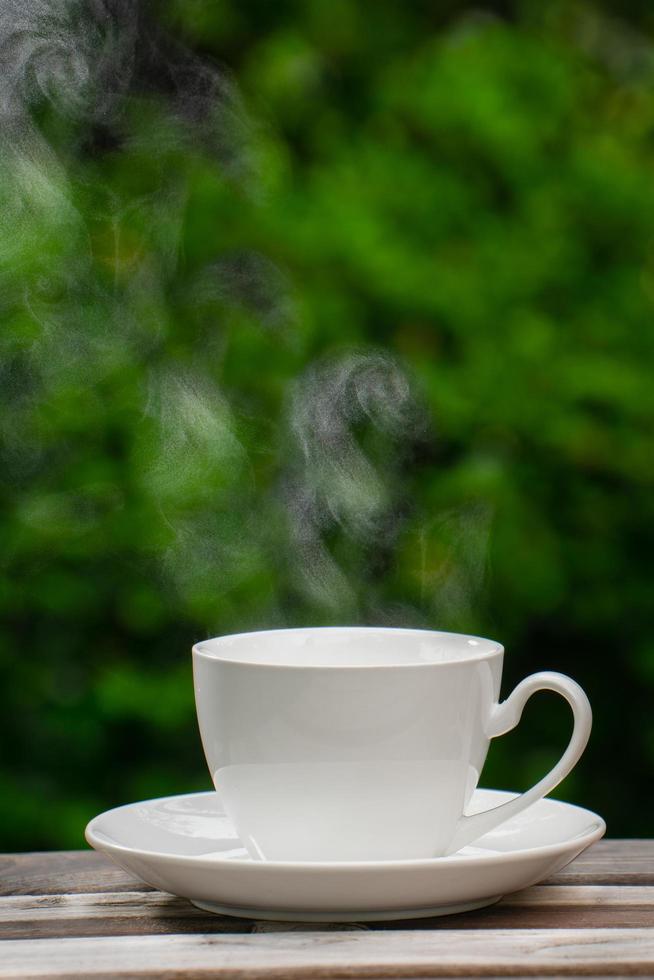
[192,626,504,669]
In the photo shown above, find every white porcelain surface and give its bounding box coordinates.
[192,627,592,861]
[85,789,605,922]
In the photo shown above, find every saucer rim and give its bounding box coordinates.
[85,788,606,872]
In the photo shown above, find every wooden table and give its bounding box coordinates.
[0,841,653,977]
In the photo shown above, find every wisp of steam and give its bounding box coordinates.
[0,0,493,630]
[287,352,418,611]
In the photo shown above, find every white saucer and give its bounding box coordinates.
[85,789,605,922]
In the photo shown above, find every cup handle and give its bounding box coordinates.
[444,671,592,856]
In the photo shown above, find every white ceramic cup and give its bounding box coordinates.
[192,627,592,862]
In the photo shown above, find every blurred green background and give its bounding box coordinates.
[2,0,653,849]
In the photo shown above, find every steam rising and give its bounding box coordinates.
[0,0,136,120]
[144,365,244,500]
[286,352,421,610]
[0,0,493,629]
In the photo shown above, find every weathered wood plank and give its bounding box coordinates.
[0,892,237,939]
[1,928,653,978]
[2,841,650,900]
[499,885,654,908]
[395,886,654,932]
[0,893,358,938]
[547,841,654,885]
[1,887,653,939]
[0,852,152,896]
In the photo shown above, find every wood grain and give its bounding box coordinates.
[1,886,653,939]
[393,885,654,931]
[0,852,152,896]
[1,843,653,978]
[2,928,654,978]
[547,841,654,885]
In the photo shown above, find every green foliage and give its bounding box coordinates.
[2,0,654,847]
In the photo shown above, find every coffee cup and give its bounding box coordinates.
[192,627,591,862]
